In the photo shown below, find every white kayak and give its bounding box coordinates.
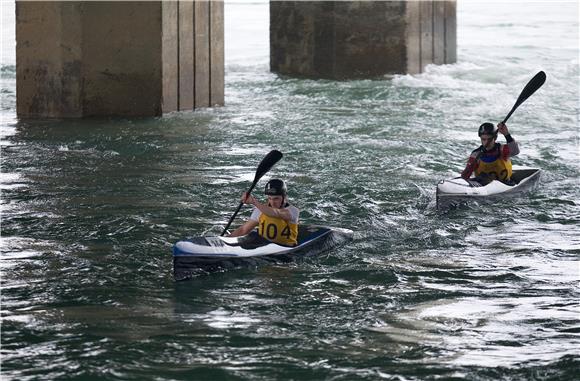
[436,167,541,208]
[173,225,353,280]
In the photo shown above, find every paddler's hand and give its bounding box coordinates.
[240,192,256,205]
[497,122,509,136]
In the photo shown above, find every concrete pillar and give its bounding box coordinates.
[407,0,456,74]
[16,1,224,118]
[270,0,457,79]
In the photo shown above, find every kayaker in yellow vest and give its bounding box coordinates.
[230,179,299,246]
[461,122,520,186]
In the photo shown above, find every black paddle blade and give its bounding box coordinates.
[254,149,283,183]
[503,71,546,123]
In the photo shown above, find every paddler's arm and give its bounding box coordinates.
[229,192,259,237]
[497,122,519,157]
[461,149,481,180]
[244,194,293,222]
[229,220,258,237]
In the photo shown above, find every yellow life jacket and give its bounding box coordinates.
[257,213,298,246]
[475,144,513,181]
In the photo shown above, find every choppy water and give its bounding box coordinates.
[1,2,579,380]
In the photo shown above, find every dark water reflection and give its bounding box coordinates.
[2,103,580,379]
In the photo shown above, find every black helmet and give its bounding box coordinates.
[264,179,287,196]
[478,122,497,137]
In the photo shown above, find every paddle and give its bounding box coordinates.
[451,72,546,189]
[502,71,546,124]
[220,150,283,236]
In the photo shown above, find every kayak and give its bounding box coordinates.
[436,167,541,208]
[173,225,353,280]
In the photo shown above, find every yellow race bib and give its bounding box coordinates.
[475,158,513,181]
[258,214,298,246]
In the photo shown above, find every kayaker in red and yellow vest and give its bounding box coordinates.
[461,122,520,185]
[230,179,299,246]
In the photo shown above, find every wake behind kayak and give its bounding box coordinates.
[173,225,353,280]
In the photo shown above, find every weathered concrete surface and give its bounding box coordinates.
[406,0,456,74]
[162,1,179,112]
[195,1,210,108]
[209,2,224,106]
[16,1,224,118]
[81,2,163,116]
[178,0,195,111]
[270,0,457,79]
[16,2,83,117]
[444,1,457,64]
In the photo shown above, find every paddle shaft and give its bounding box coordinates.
[502,71,546,124]
[220,183,258,236]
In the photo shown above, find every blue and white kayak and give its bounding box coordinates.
[173,225,353,280]
[436,167,541,208]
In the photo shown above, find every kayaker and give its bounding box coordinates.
[461,122,520,185]
[230,179,299,246]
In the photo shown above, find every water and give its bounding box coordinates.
[1,1,579,380]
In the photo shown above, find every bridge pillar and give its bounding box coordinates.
[16,1,224,118]
[270,0,456,79]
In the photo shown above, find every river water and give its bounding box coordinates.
[1,1,579,380]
